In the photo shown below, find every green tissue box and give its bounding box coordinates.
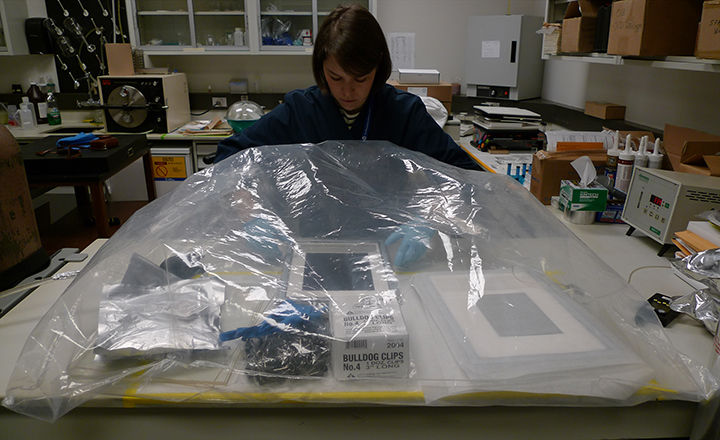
[559,180,608,212]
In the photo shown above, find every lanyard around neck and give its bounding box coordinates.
[361,94,374,141]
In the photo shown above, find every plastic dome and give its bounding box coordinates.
[226,99,263,133]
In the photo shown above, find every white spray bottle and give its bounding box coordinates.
[604,130,620,188]
[634,136,649,168]
[648,138,664,169]
[614,134,634,193]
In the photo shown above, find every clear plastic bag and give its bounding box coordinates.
[3,141,716,421]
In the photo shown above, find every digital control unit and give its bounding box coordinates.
[621,167,720,247]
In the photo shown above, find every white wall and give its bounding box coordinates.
[541,58,720,134]
[0,55,57,92]
[376,0,545,84]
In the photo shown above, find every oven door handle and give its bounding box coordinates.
[102,104,169,110]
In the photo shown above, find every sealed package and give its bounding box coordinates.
[3,141,716,421]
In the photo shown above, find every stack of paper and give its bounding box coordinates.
[673,218,720,258]
[175,119,233,136]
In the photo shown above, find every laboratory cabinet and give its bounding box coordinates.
[257,0,370,51]
[131,0,250,51]
[0,0,29,55]
[107,138,222,201]
[129,0,374,54]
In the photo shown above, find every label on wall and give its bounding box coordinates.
[152,156,187,181]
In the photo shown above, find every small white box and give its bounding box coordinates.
[398,68,440,84]
[331,293,409,380]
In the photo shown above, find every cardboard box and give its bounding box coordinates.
[607,0,703,57]
[584,101,626,120]
[0,126,45,289]
[560,180,608,211]
[397,68,440,84]
[105,43,135,76]
[389,81,452,112]
[664,124,720,176]
[530,150,608,205]
[331,294,409,380]
[561,0,601,53]
[696,0,720,60]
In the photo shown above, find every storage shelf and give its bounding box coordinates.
[137,11,189,16]
[132,1,372,55]
[259,11,312,16]
[193,11,246,15]
[143,48,311,55]
[548,53,720,72]
[624,56,720,73]
[552,53,623,65]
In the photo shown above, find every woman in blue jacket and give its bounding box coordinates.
[215,4,478,171]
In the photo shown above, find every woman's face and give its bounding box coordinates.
[323,55,376,113]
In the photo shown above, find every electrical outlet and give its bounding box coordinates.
[212,97,227,108]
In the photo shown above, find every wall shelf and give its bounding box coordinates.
[137,11,189,15]
[548,53,720,73]
[145,49,311,55]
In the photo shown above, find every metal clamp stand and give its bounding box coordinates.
[0,248,87,318]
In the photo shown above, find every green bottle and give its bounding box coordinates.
[47,92,61,126]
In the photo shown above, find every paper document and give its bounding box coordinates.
[388,32,415,69]
[173,120,233,136]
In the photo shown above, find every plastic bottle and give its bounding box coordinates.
[614,134,635,194]
[648,138,664,169]
[26,82,48,124]
[46,92,62,126]
[0,102,8,125]
[634,135,649,169]
[233,27,244,46]
[18,97,36,128]
[604,130,620,188]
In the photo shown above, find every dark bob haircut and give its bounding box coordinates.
[312,4,392,94]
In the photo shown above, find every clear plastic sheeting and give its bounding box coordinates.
[3,141,717,422]
[670,249,720,335]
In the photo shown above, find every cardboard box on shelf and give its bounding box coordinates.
[664,124,720,176]
[607,0,703,57]
[584,101,626,120]
[696,0,720,60]
[530,149,607,205]
[389,81,452,113]
[561,0,601,53]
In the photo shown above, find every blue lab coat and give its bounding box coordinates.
[215,84,479,170]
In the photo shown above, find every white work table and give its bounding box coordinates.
[0,212,712,439]
[6,111,233,143]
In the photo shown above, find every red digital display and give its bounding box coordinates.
[650,194,663,206]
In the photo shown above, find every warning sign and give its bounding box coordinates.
[152,156,187,181]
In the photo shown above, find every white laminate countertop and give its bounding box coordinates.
[7,111,234,142]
